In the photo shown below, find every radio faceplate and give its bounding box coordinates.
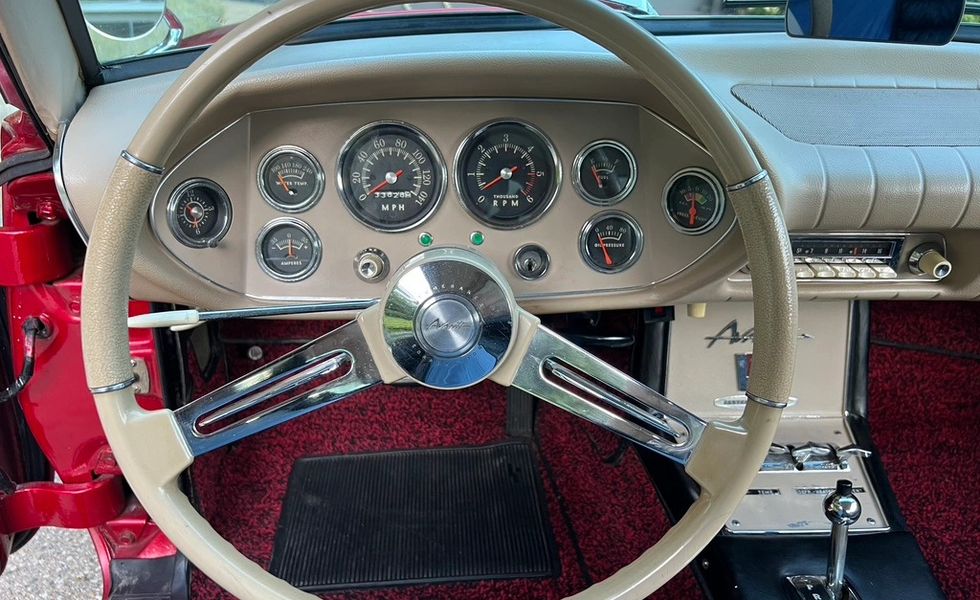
[734,233,947,282]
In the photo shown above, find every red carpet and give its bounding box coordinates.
[869,302,980,600]
[189,320,701,599]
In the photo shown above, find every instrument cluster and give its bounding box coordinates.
[164,115,727,287]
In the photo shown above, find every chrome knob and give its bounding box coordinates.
[354,248,389,282]
[908,244,951,280]
[824,480,862,600]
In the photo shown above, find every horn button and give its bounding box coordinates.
[382,249,516,390]
[416,295,482,358]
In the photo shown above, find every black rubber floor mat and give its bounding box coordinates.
[269,441,559,591]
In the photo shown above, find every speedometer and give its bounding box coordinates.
[338,122,446,232]
[456,121,560,229]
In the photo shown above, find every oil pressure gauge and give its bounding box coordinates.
[256,218,321,282]
[166,179,233,248]
[580,211,643,274]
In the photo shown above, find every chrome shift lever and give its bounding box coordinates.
[824,479,861,599]
[786,479,863,600]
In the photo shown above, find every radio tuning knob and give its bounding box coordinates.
[908,244,952,280]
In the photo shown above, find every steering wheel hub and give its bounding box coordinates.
[381,248,516,390]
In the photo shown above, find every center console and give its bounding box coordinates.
[633,300,946,600]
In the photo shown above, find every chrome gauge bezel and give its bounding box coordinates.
[572,139,638,206]
[662,167,726,236]
[255,217,322,283]
[256,145,325,213]
[166,178,233,249]
[454,119,562,230]
[336,120,448,233]
[579,210,645,274]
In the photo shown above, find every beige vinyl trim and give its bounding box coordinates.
[81,2,797,598]
[0,0,85,137]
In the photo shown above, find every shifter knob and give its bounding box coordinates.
[824,479,862,526]
[824,480,862,600]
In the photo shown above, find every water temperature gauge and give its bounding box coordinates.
[256,218,321,282]
[580,212,644,274]
[258,146,325,212]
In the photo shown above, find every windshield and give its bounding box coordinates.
[78,1,976,65]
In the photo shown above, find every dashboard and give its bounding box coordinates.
[57,30,980,312]
[148,99,731,303]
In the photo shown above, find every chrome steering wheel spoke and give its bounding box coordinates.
[173,320,381,456]
[511,323,706,464]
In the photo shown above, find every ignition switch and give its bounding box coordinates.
[513,244,550,280]
[354,248,389,283]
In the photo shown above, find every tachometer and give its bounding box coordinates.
[166,179,233,248]
[257,146,325,212]
[456,121,560,229]
[338,122,446,232]
[663,168,725,235]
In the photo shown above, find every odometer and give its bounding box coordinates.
[338,122,445,232]
[456,121,560,229]
[663,168,725,235]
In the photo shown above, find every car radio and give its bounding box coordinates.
[736,233,950,282]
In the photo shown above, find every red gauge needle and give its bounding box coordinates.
[365,169,404,197]
[286,239,296,259]
[481,166,520,191]
[277,173,293,195]
[596,235,614,266]
[591,164,604,189]
[687,193,698,227]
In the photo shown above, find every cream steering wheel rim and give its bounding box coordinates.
[80,1,799,599]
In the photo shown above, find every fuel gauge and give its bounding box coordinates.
[573,140,637,206]
[580,211,643,274]
[256,218,321,282]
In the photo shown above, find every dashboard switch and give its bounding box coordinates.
[354,248,389,283]
[513,244,550,280]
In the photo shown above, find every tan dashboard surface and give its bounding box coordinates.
[60,30,980,308]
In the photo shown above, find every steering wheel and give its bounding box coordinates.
[81,1,797,598]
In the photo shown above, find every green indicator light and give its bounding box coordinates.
[470,231,485,246]
[418,232,434,247]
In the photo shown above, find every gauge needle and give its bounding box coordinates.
[596,236,614,266]
[591,164,603,189]
[365,169,404,197]
[277,173,293,195]
[481,166,520,191]
[687,193,698,227]
[286,239,295,259]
